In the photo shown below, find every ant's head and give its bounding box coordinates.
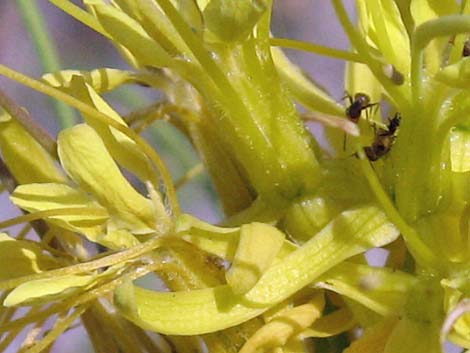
[389,113,401,131]
[353,92,370,106]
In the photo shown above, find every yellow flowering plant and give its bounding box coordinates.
[0,0,470,352]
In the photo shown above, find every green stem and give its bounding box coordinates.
[0,235,165,291]
[0,87,58,158]
[411,15,470,104]
[155,0,312,202]
[17,0,76,128]
[270,38,366,63]
[0,207,107,229]
[356,147,443,272]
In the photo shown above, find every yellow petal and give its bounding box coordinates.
[242,206,398,306]
[175,213,240,259]
[300,307,355,338]
[359,0,411,74]
[58,124,156,234]
[317,262,417,316]
[90,3,171,67]
[176,214,297,260]
[238,293,324,353]
[282,195,342,243]
[226,223,285,295]
[4,274,95,307]
[131,0,196,58]
[0,114,64,184]
[11,183,108,236]
[114,284,267,335]
[97,229,141,250]
[115,206,398,334]
[0,233,57,281]
[43,68,133,93]
[63,75,154,182]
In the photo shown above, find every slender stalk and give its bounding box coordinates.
[23,305,90,353]
[0,262,165,334]
[356,147,442,272]
[270,38,366,63]
[0,88,57,158]
[0,207,107,229]
[0,235,166,291]
[331,0,409,109]
[175,164,204,189]
[17,0,76,128]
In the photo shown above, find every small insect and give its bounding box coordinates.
[463,39,470,57]
[344,92,378,123]
[343,92,378,150]
[364,113,401,161]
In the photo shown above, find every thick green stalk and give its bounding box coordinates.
[155,0,320,204]
[396,15,470,221]
[17,0,76,128]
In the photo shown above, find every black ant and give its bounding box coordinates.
[344,92,378,123]
[343,92,378,149]
[364,113,401,161]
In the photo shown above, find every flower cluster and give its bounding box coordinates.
[0,0,470,352]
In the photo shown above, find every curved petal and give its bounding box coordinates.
[0,233,58,281]
[58,124,156,234]
[11,183,108,237]
[115,205,399,335]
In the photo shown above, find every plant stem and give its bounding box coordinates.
[17,0,76,128]
[0,88,57,158]
[270,38,366,63]
[356,148,442,272]
[331,0,409,110]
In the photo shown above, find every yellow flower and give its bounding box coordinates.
[11,121,169,249]
[3,0,470,351]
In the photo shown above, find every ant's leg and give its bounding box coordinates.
[365,103,380,132]
[374,103,379,115]
[341,91,353,105]
[365,106,370,124]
